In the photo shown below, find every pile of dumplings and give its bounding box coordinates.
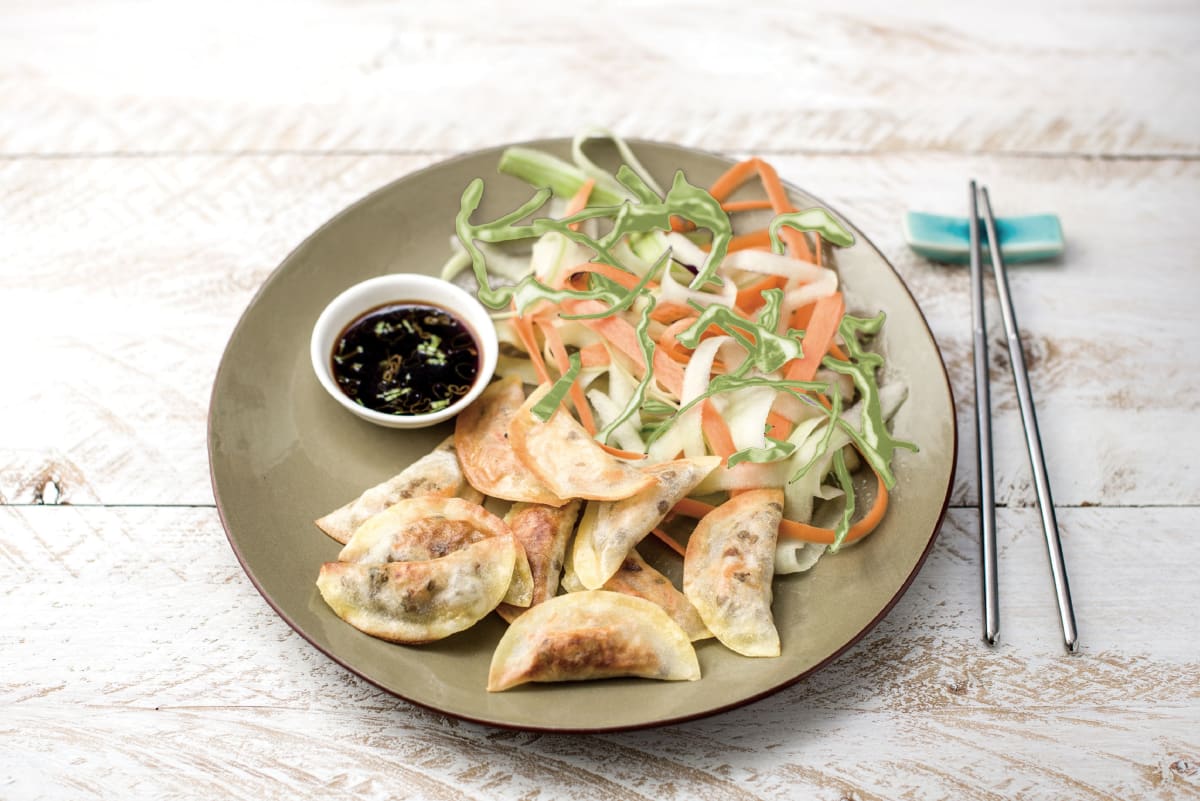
[314,377,789,691]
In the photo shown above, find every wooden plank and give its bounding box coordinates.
[1,0,1198,157]
[0,153,436,505]
[1,505,1196,799]
[4,702,1197,801]
[3,3,1195,798]
[2,153,1197,506]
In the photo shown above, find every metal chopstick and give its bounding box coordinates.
[977,186,1080,653]
[969,181,1000,646]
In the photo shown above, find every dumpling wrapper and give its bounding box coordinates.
[317,536,516,644]
[683,488,784,657]
[572,456,720,589]
[496,500,581,623]
[508,384,656,502]
[315,436,467,544]
[454,377,566,506]
[506,542,536,607]
[338,495,533,607]
[339,496,504,563]
[487,590,700,691]
[563,546,711,642]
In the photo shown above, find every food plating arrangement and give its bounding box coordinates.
[310,133,918,692]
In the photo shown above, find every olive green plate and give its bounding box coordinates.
[208,139,956,732]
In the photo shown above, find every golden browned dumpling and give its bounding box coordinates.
[317,536,516,644]
[496,500,581,623]
[508,385,656,502]
[505,541,536,608]
[563,547,711,642]
[572,456,720,589]
[338,496,504,563]
[454,377,566,506]
[315,436,468,544]
[683,489,784,657]
[487,590,700,691]
[338,496,533,607]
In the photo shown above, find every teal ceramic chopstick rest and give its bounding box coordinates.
[904,211,1064,264]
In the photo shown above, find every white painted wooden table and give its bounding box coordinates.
[3,2,1198,798]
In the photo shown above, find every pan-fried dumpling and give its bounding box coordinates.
[317,536,516,644]
[508,385,656,502]
[683,489,784,657]
[315,436,468,544]
[563,547,711,642]
[572,456,720,589]
[338,496,504,563]
[338,496,533,607]
[496,500,581,623]
[505,542,536,608]
[454,377,566,506]
[487,590,700,691]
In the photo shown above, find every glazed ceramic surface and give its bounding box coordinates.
[208,138,956,731]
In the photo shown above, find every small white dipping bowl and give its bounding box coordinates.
[310,273,498,429]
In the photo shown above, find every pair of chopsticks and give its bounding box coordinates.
[968,181,1078,653]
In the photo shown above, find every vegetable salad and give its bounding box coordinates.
[444,131,915,559]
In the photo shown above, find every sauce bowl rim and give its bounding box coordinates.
[309,273,499,429]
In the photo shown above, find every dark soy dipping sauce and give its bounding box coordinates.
[331,302,480,416]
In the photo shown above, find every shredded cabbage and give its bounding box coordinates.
[454,136,915,560]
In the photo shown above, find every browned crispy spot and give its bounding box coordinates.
[526,627,656,678]
[508,506,560,597]
[384,519,486,560]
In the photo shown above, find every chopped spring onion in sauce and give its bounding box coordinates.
[331,302,480,416]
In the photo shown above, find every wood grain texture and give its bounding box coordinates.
[3,1,1198,797]
[1,0,1198,158]
[2,153,1197,506]
[2,505,1197,800]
